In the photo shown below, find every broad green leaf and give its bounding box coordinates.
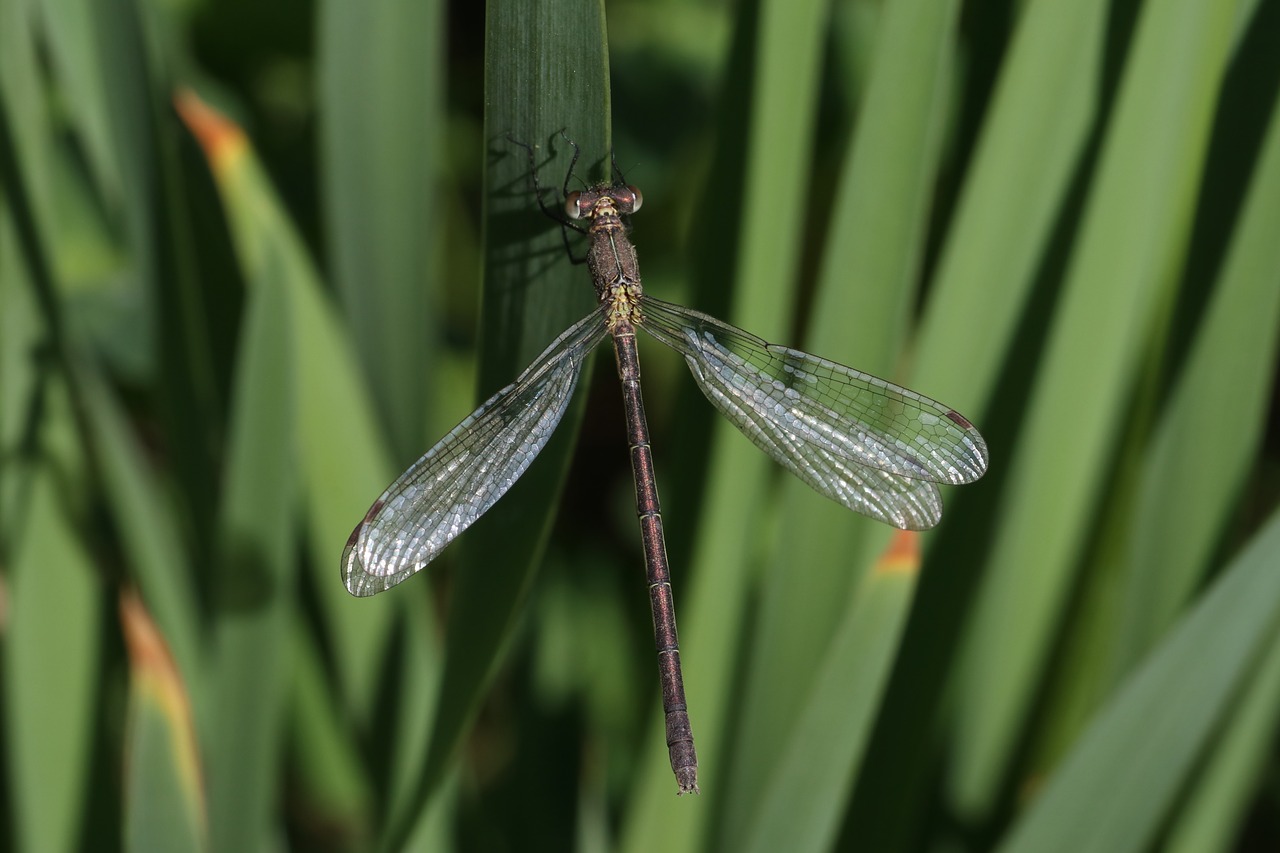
[623,0,834,843]
[175,92,410,723]
[3,379,101,853]
[999,508,1280,853]
[1165,616,1280,852]
[206,243,296,853]
[402,0,612,835]
[737,533,920,853]
[78,367,201,698]
[318,0,445,463]
[951,0,1237,814]
[121,591,206,853]
[850,0,1108,842]
[286,619,376,850]
[914,0,1110,409]
[723,2,958,840]
[1112,72,1280,676]
[37,0,159,381]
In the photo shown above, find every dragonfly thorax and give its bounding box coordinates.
[578,185,645,321]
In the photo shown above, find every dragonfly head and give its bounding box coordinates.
[565,185,644,220]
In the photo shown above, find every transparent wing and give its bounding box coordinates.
[639,296,988,530]
[342,310,610,596]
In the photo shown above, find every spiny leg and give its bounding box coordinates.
[507,131,589,263]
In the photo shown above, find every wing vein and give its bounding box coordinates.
[639,295,986,529]
[342,310,609,595]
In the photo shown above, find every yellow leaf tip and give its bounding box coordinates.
[173,88,247,172]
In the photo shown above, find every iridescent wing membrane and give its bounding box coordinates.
[342,298,988,595]
[640,296,988,530]
[342,311,608,596]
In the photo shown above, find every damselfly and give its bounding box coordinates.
[341,137,989,795]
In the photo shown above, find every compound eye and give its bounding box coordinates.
[564,192,584,220]
[626,186,643,213]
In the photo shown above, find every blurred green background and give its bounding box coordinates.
[3,0,1280,850]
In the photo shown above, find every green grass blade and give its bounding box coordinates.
[723,0,958,839]
[1165,622,1280,852]
[35,0,137,214]
[3,379,102,853]
[1112,80,1280,677]
[1027,48,1280,832]
[2,59,106,846]
[622,0,832,845]
[37,0,160,381]
[180,93,433,846]
[318,0,446,463]
[913,0,1110,406]
[998,508,1280,853]
[950,0,1238,814]
[77,367,201,696]
[206,244,296,853]
[382,609,452,850]
[285,619,377,850]
[391,0,612,836]
[0,36,50,543]
[176,94,412,724]
[846,0,1113,841]
[0,0,56,238]
[738,534,920,853]
[120,592,206,853]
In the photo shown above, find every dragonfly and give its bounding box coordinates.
[341,137,989,795]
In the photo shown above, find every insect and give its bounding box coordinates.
[342,135,989,794]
